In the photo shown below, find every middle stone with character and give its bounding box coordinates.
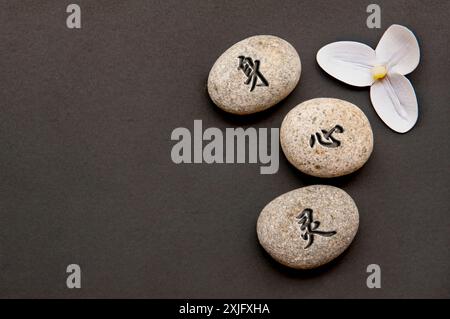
[280,98,374,178]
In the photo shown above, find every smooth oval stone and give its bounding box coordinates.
[208,35,301,115]
[280,98,373,178]
[257,185,359,269]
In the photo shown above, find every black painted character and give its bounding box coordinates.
[296,208,336,249]
[238,56,269,92]
[310,125,344,148]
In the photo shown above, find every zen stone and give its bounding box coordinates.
[208,35,301,115]
[257,185,359,269]
[280,98,373,178]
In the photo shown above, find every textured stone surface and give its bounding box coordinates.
[280,98,374,178]
[257,185,359,270]
[207,35,301,115]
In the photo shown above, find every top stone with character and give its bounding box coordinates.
[208,35,301,115]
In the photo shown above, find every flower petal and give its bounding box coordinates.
[370,73,418,133]
[317,41,376,87]
[376,24,420,75]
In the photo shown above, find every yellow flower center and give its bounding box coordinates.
[372,65,388,80]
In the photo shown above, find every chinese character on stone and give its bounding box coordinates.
[238,56,269,92]
[297,208,336,249]
[310,125,344,148]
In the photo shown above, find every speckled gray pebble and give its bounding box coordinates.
[257,185,359,270]
[208,35,301,115]
[280,98,374,178]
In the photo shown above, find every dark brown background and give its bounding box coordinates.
[0,0,449,298]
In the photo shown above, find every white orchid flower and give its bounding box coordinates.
[317,24,420,133]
